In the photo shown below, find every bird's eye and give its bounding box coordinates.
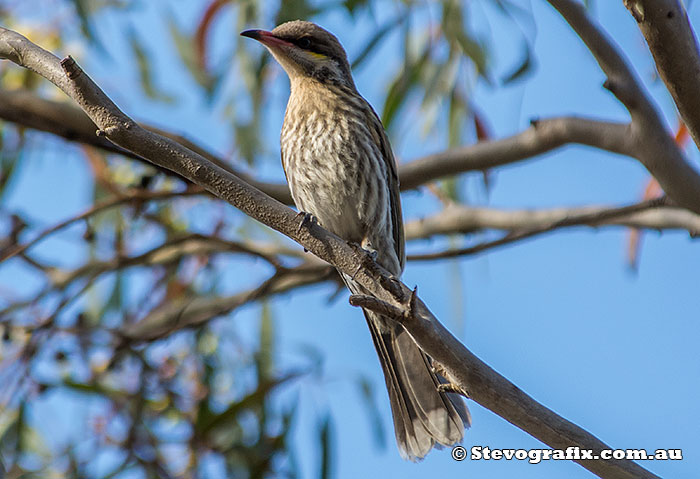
[297,37,311,49]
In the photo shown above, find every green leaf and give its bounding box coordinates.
[0,136,21,203]
[454,31,488,76]
[442,0,488,77]
[447,88,468,148]
[0,404,21,453]
[128,29,176,103]
[381,44,431,130]
[421,52,460,128]
[167,12,217,94]
[69,0,99,44]
[60,380,125,399]
[318,413,333,479]
[351,15,405,70]
[275,0,319,25]
[343,0,370,15]
[102,269,125,316]
[440,176,460,203]
[355,376,386,449]
[234,120,262,166]
[501,42,535,85]
[256,301,274,382]
[195,372,302,435]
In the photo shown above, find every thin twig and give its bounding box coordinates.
[0,188,203,263]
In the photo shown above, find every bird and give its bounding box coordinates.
[241,20,469,460]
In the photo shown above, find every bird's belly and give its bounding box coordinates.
[281,101,395,266]
[286,152,371,243]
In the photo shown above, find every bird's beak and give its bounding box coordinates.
[240,29,290,49]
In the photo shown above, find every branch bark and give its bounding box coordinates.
[404,201,700,240]
[0,88,293,204]
[120,262,335,342]
[407,198,677,261]
[0,27,660,478]
[623,0,700,150]
[352,289,659,479]
[399,117,634,189]
[548,0,700,215]
[0,87,637,195]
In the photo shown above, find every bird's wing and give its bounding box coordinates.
[365,105,405,273]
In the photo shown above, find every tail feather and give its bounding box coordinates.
[363,309,470,460]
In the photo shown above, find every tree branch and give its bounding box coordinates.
[350,288,658,479]
[548,0,700,215]
[0,187,204,263]
[0,88,293,204]
[120,262,335,342]
[0,88,638,195]
[407,198,674,261]
[399,117,634,190]
[404,200,700,240]
[623,0,700,151]
[46,233,309,290]
[0,27,659,478]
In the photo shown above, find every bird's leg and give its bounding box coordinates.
[432,360,470,398]
[295,211,318,252]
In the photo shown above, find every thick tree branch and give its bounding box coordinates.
[399,117,634,189]
[548,0,700,215]
[623,0,700,150]
[351,289,658,479]
[0,27,659,478]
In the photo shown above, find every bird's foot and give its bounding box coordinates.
[349,241,381,281]
[433,361,470,398]
[295,211,318,234]
[295,211,318,252]
[437,382,470,398]
[360,239,379,262]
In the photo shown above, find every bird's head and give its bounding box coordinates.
[241,20,355,88]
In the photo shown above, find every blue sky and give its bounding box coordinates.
[2,1,699,478]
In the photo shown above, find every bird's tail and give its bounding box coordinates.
[362,307,470,460]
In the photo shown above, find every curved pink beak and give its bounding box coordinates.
[240,29,290,48]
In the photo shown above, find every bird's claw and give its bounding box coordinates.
[349,241,381,280]
[296,211,318,234]
[432,361,470,398]
[296,211,318,252]
[365,247,378,262]
[437,383,470,398]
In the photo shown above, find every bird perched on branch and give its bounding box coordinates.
[241,20,469,460]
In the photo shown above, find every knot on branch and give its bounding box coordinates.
[623,0,645,23]
[60,56,82,79]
